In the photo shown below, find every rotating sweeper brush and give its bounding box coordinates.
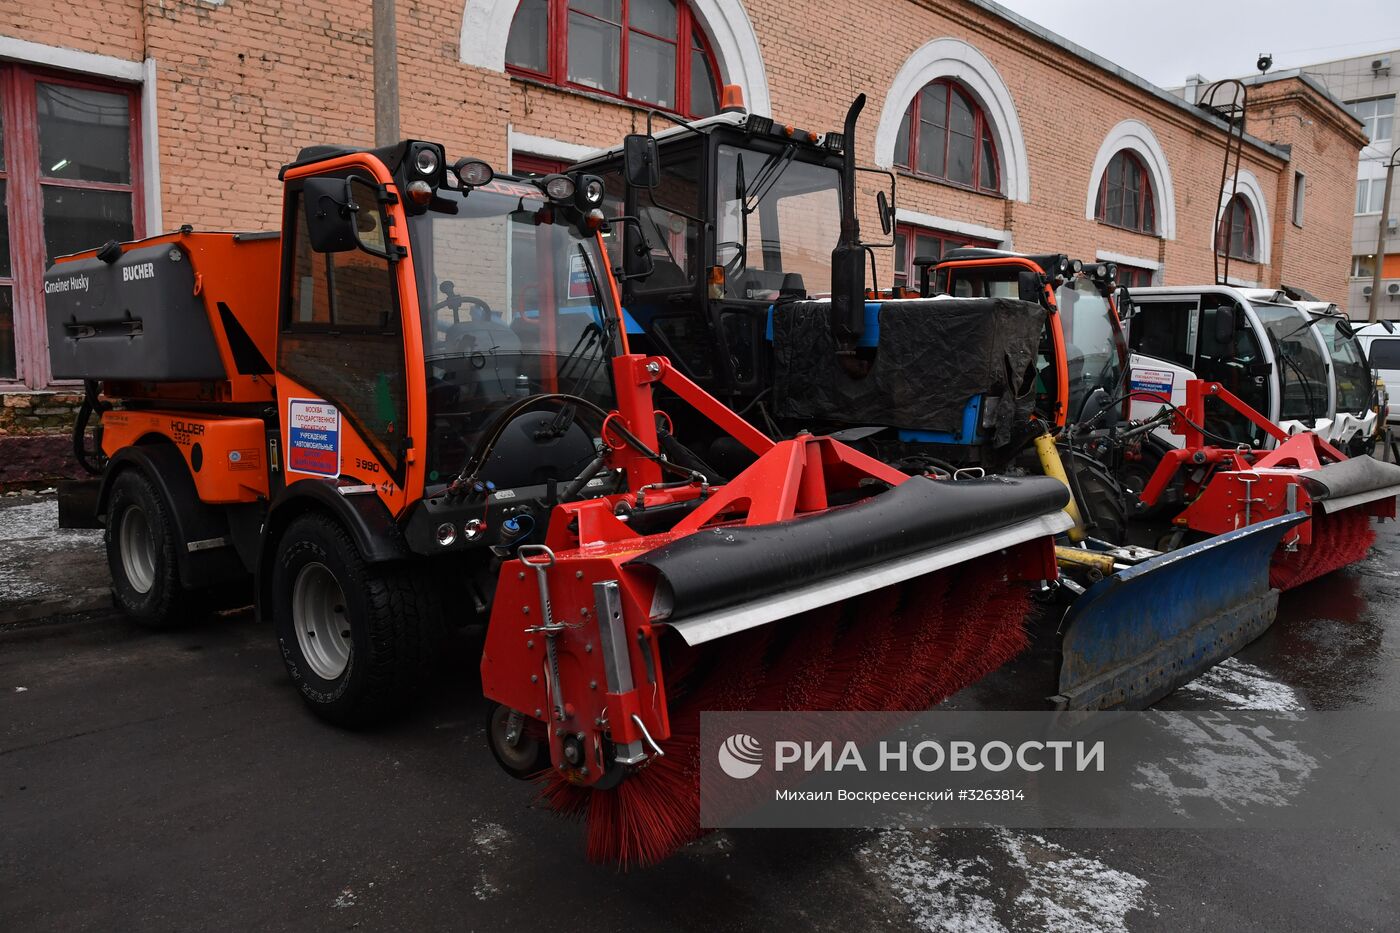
[1137,380,1400,591]
[479,353,1071,865]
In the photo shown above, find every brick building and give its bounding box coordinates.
[0,0,1367,482]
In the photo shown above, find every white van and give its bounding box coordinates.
[1354,321,1400,426]
[1125,285,1334,448]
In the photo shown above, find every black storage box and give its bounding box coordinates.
[45,242,228,382]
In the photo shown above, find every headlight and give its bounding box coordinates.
[436,522,457,547]
[414,147,440,177]
[543,174,576,201]
[454,158,494,187]
[580,175,606,206]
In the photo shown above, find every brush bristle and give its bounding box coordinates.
[538,552,1034,867]
[1269,509,1376,591]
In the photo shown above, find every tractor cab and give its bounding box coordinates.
[930,249,1130,429]
[571,89,867,404]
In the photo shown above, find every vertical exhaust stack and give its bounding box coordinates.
[830,95,867,372]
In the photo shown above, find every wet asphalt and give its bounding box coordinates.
[1,495,1398,932]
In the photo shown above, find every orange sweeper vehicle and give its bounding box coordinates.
[44,139,1073,864]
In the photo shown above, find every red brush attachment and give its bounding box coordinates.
[1269,509,1377,591]
[538,546,1043,867]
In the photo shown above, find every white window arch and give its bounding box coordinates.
[874,37,1029,203]
[1084,119,1176,240]
[459,0,771,116]
[1216,169,1271,265]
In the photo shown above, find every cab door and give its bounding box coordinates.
[275,169,415,513]
[1126,296,1198,429]
[1195,296,1271,445]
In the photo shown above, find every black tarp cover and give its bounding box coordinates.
[772,297,1046,444]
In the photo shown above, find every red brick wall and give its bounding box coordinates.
[0,0,1366,484]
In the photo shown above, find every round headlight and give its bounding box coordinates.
[414,147,440,177]
[455,158,494,187]
[436,522,457,547]
[406,179,434,206]
[1105,263,1118,281]
[583,177,606,205]
[544,174,576,201]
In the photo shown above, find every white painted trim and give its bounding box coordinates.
[507,128,596,167]
[460,0,771,116]
[1224,275,1262,288]
[141,58,163,233]
[0,36,144,81]
[1216,170,1272,266]
[875,38,1030,203]
[895,207,1011,248]
[1084,119,1176,241]
[1095,249,1161,271]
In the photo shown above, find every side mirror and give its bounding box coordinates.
[1017,270,1042,305]
[1336,317,1356,339]
[875,190,892,236]
[302,177,360,253]
[623,134,660,189]
[1214,305,1237,343]
[1247,361,1273,377]
[1115,286,1136,320]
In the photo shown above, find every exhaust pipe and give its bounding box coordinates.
[830,94,866,364]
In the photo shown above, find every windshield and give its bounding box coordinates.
[715,144,841,301]
[408,183,619,486]
[1056,277,1127,420]
[1314,317,1371,414]
[1253,303,1329,422]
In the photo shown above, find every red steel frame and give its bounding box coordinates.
[894,78,1000,194]
[506,0,722,119]
[0,64,144,390]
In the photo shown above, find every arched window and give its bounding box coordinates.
[1095,151,1156,234]
[893,78,1000,193]
[505,0,721,118]
[1217,194,1257,261]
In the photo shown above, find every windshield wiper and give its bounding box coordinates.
[553,244,615,396]
[743,145,798,215]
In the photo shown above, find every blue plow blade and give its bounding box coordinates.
[1053,512,1308,711]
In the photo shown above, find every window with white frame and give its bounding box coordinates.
[1347,96,1394,145]
[1353,255,1376,278]
[1357,177,1387,215]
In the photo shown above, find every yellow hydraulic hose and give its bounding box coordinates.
[1033,432,1086,543]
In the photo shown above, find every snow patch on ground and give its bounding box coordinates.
[0,500,97,546]
[332,887,356,909]
[470,820,511,900]
[471,821,509,853]
[1178,658,1306,711]
[861,828,1149,932]
[1132,713,1318,816]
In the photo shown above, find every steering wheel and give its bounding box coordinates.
[715,240,746,281]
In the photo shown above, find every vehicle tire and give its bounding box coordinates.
[272,512,437,727]
[1062,447,1128,544]
[105,468,197,628]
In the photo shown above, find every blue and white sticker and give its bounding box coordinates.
[1130,368,1174,398]
[287,398,341,477]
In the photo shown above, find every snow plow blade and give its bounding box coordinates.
[1053,512,1306,711]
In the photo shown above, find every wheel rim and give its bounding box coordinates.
[118,504,157,594]
[292,562,352,680]
[489,705,543,773]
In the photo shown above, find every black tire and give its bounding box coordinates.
[272,512,438,727]
[105,468,198,628]
[1063,448,1128,544]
